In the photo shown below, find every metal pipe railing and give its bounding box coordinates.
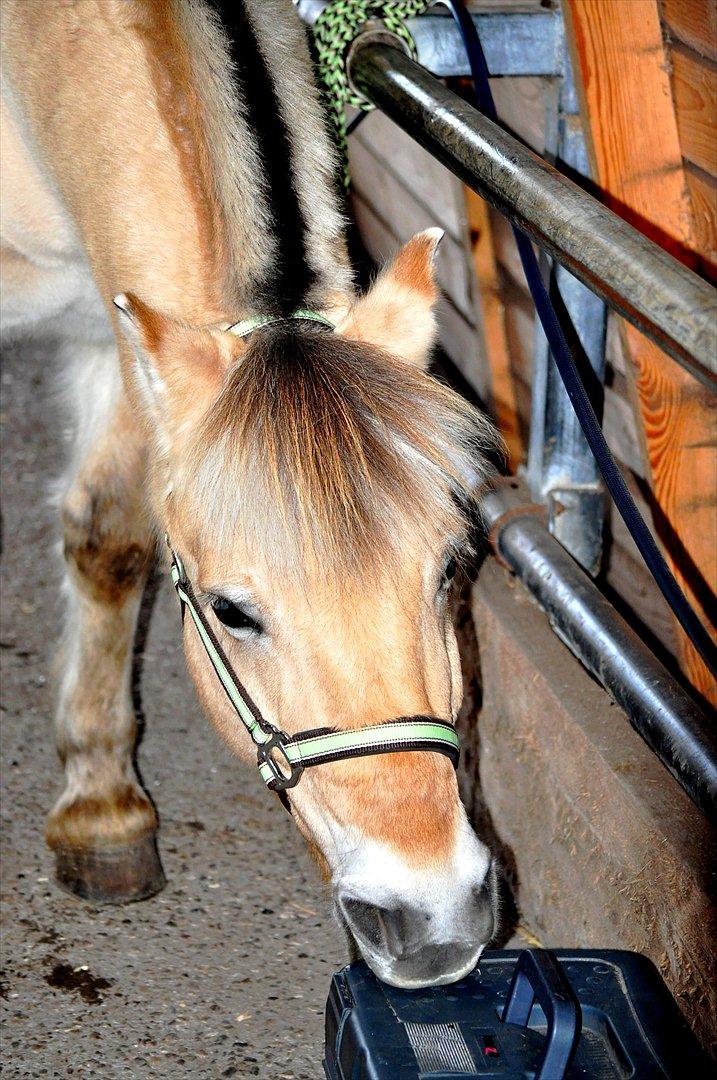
[349,41,717,391]
[481,484,717,824]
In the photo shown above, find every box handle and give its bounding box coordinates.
[502,949,581,1079]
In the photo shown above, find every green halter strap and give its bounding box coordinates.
[226,309,335,339]
[167,545,460,803]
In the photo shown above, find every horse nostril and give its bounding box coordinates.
[340,896,429,961]
[471,876,496,943]
[341,896,384,951]
[472,880,491,904]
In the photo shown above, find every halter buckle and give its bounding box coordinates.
[257,731,304,791]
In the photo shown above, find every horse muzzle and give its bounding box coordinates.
[336,863,497,989]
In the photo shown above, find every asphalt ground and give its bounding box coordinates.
[0,337,347,1078]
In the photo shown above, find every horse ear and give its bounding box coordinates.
[337,228,443,368]
[113,293,242,438]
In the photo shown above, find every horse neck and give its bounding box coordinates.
[3,0,352,324]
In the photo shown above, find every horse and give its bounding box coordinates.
[0,0,500,989]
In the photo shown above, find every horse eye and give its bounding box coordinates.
[443,557,458,585]
[211,597,263,634]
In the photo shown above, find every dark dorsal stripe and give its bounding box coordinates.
[210,0,317,315]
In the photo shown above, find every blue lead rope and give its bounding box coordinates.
[439,0,717,680]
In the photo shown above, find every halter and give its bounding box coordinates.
[168,546,460,805]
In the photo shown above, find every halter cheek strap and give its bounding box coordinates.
[167,544,460,805]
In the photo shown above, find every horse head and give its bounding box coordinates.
[115,230,501,988]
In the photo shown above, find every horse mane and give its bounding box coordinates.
[182,327,500,578]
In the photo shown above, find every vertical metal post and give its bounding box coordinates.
[526,42,608,575]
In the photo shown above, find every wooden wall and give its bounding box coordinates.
[661,0,717,281]
[565,0,716,704]
[348,110,489,398]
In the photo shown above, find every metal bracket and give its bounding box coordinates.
[525,37,608,576]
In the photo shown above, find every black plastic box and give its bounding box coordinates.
[324,949,710,1079]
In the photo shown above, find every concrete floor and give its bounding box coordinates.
[0,339,346,1078]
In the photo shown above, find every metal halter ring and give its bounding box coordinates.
[256,731,305,791]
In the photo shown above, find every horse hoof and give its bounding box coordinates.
[54,833,166,905]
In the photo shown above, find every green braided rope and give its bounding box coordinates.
[312,0,431,188]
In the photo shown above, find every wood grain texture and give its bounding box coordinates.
[489,76,547,154]
[566,0,717,705]
[481,226,651,481]
[661,0,717,61]
[685,162,717,278]
[671,45,717,177]
[490,208,535,295]
[349,138,476,319]
[465,190,523,468]
[351,111,468,242]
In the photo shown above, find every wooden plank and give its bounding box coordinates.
[661,0,717,62]
[351,111,467,242]
[465,189,523,468]
[566,0,717,705]
[489,76,547,153]
[350,189,397,265]
[565,1,697,261]
[605,311,629,376]
[349,138,477,321]
[603,384,645,478]
[488,230,649,479]
[438,296,493,403]
[490,207,532,292]
[685,162,717,279]
[499,273,534,380]
[351,192,491,399]
[671,46,717,177]
[605,476,683,661]
[605,537,682,660]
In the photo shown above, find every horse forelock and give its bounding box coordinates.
[176,329,498,580]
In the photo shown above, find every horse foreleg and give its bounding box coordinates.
[46,377,164,904]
